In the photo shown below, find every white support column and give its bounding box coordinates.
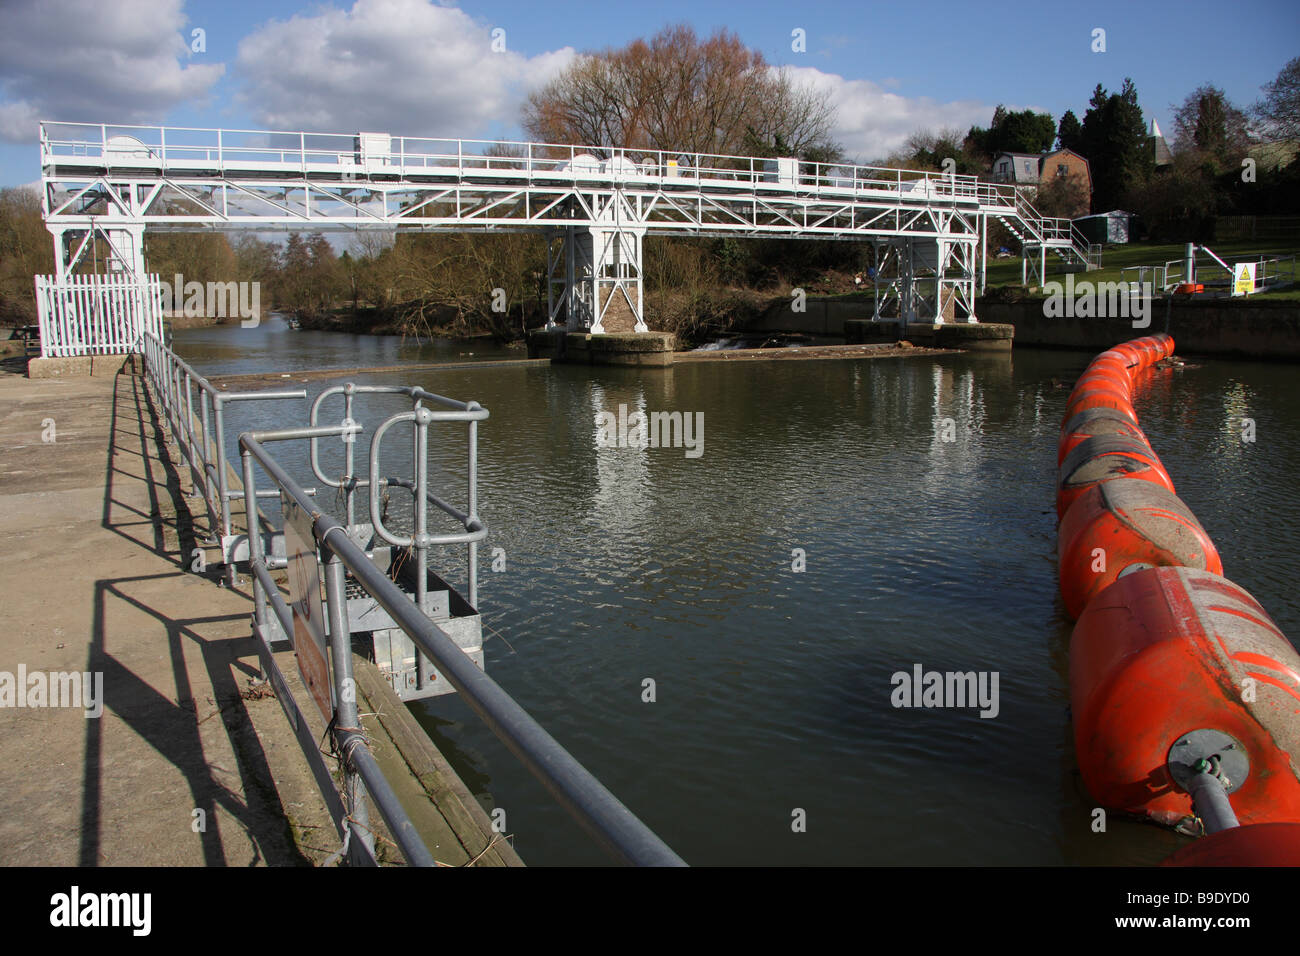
[871,242,880,321]
[980,215,987,295]
[103,224,146,278]
[934,238,947,325]
[49,226,67,282]
[557,223,646,334]
[899,240,915,325]
[545,231,557,328]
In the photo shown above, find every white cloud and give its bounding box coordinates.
[784,66,992,162]
[234,0,575,139]
[0,0,224,142]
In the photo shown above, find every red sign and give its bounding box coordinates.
[283,497,333,722]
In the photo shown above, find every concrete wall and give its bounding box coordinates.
[526,328,675,366]
[845,319,1014,351]
[27,353,137,378]
[979,298,1300,360]
[745,297,874,338]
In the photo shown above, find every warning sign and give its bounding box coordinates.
[1233,262,1257,296]
[283,495,333,722]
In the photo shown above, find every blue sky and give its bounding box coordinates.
[1,0,1296,186]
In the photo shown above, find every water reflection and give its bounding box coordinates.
[588,381,652,532]
[169,328,1300,866]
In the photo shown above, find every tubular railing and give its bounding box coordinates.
[40,120,982,201]
[1258,254,1296,288]
[989,187,1098,269]
[141,332,312,582]
[239,431,685,867]
[308,383,486,608]
[1122,253,1296,295]
[141,333,684,866]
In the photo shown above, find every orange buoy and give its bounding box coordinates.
[1057,478,1223,619]
[1070,566,1300,829]
[1085,360,1132,380]
[1093,349,1137,369]
[1058,408,1147,465]
[1062,388,1137,423]
[1068,378,1131,409]
[1162,822,1300,865]
[1074,366,1133,391]
[1057,434,1174,519]
[1062,401,1140,430]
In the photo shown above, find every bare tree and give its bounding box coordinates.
[1034,173,1090,219]
[1171,84,1250,169]
[1254,56,1300,143]
[522,24,838,159]
[0,186,54,322]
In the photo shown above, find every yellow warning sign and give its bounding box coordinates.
[1233,263,1257,296]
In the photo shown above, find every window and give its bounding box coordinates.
[1057,164,1068,178]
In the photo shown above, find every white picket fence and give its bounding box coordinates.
[34,274,165,358]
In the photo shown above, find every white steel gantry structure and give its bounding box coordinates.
[39,122,1100,333]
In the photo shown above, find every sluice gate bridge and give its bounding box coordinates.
[38,121,1099,346]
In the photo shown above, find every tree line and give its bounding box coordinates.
[899,63,1300,239]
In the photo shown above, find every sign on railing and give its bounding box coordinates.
[33,273,164,358]
[284,494,333,721]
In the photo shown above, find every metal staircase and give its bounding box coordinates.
[980,184,1101,280]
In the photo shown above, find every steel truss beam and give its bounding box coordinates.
[39,121,1097,328]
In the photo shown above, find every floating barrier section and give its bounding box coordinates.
[1054,334,1300,865]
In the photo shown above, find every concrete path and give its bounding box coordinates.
[0,358,336,865]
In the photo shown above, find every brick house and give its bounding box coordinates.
[990,148,1092,216]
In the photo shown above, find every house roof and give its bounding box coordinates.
[1151,119,1173,166]
[992,149,1092,186]
[992,152,1043,183]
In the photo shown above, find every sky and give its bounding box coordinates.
[1,0,1297,187]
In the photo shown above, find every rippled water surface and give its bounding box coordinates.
[175,320,1300,866]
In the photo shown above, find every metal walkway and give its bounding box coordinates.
[40,121,1098,330]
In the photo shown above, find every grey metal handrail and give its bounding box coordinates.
[141,332,313,581]
[308,382,487,606]
[240,427,685,867]
[42,119,982,202]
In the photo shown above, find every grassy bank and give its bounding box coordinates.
[984,238,1300,301]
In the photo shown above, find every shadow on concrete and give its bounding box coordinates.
[78,369,308,866]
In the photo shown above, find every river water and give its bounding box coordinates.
[174,315,1300,866]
